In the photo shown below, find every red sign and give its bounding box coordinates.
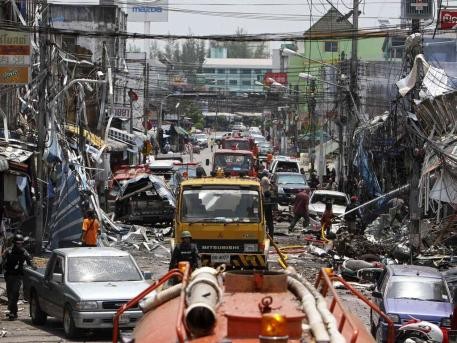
[263,72,288,86]
[439,9,457,30]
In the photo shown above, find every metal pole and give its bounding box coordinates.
[36,0,48,253]
[129,96,133,164]
[144,62,149,136]
[309,79,316,172]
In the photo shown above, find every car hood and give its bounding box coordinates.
[278,183,307,190]
[69,281,150,301]
[308,203,346,215]
[385,298,453,320]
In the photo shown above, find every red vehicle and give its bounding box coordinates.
[221,133,258,157]
[212,149,257,177]
[113,265,384,343]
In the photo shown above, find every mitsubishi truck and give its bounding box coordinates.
[173,177,269,269]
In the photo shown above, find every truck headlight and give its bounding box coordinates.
[244,243,258,252]
[441,317,451,327]
[75,301,98,310]
[387,313,400,324]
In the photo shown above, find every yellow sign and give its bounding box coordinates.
[0,65,30,84]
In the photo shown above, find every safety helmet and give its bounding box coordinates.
[13,234,24,243]
[181,231,192,239]
[350,195,358,202]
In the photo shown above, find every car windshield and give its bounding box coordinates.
[275,161,299,173]
[277,174,307,185]
[67,256,142,282]
[214,153,252,171]
[181,188,260,223]
[386,276,449,302]
[311,193,348,206]
[194,134,206,139]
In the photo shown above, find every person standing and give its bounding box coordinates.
[264,191,275,238]
[2,234,36,320]
[81,209,100,247]
[260,171,271,193]
[288,186,311,233]
[169,231,200,271]
[321,202,334,238]
[209,137,214,152]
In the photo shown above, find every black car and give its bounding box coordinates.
[270,172,308,205]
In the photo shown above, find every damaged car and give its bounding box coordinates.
[114,175,175,226]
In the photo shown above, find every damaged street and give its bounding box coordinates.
[3,0,457,342]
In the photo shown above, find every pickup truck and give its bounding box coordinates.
[23,247,151,338]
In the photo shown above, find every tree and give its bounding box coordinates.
[208,28,269,58]
[127,43,141,53]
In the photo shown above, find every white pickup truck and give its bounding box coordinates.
[23,247,151,338]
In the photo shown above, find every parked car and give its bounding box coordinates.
[192,133,208,148]
[269,157,301,174]
[270,172,308,205]
[23,248,151,338]
[231,122,246,131]
[370,265,453,342]
[308,190,349,232]
[249,126,262,135]
[250,134,266,145]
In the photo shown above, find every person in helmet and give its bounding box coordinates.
[2,234,36,320]
[169,231,200,271]
[344,196,362,234]
[80,209,100,247]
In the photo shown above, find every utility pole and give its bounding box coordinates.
[308,78,316,172]
[348,0,359,178]
[144,63,149,136]
[35,0,47,254]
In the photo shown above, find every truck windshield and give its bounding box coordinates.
[181,188,260,223]
[386,276,449,302]
[222,140,250,150]
[214,153,252,171]
[67,256,143,282]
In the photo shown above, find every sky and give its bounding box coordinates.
[126,0,404,51]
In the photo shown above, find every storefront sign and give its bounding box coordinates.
[127,0,168,22]
[439,9,457,30]
[0,30,31,85]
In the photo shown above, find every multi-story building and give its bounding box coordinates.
[201,48,275,95]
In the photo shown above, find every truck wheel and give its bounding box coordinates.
[63,305,80,338]
[30,292,47,325]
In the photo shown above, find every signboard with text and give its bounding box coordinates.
[127,0,168,22]
[110,106,131,120]
[264,72,288,86]
[0,30,31,85]
[439,9,457,30]
[402,0,433,19]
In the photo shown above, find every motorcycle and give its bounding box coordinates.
[396,318,445,343]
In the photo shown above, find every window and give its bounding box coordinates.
[181,187,260,223]
[203,68,215,74]
[229,80,238,85]
[241,69,252,74]
[254,69,262,74]
[324,41,338,52]
[217,69,226,74]
[206,78,216,85]
[229,69,238,74]
[242,80,251,86]
[217,79,225,85]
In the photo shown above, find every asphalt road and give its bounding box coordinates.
[0,143,370,342]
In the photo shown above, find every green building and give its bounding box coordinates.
[287,6,385,129]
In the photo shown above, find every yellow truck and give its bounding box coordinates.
[172,176,269,269]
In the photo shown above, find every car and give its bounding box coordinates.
[269,157,301,174]
[308,190,349,232]
[23,248,151,338]
[250,134,266,145]
[249,127,262,135]
[231,122,247,131]
[192,133,208,148]
[270,172,308,205]
[370,265,453,342]
[258,142,272,156]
